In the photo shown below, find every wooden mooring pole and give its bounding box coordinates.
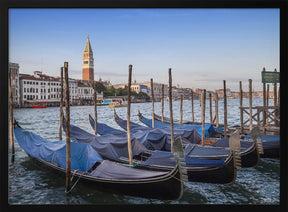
[266,84,269,124]
[214,92,219,128]
[151,78,155,128]
[9,70,15,163]
[266,84,269,107]
[93,82,98,135]
[274,68,278,126]
[201,89,206,146]
[223,80,227,138]
[249,79,253,131]
[191,89,194,123]
[209,93,212,124]
[168,68,174,152]
[239,81,243,134]
[180,94,183,125]
[273,68,277,107]
[58,67,64,140]
[161,84,164,122]
[127,65,133,165]
[262,68,266,134]
[64,62,71,193]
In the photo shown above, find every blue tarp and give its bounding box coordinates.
[139,114,216,137]
[113,114,202,151]
[14,126,102,172]
[244,133,280,149]
[63,121,148,161]
[142,150,225,168]
[88,115,231,158]
[65,120,228,168]
[90,115,125,136]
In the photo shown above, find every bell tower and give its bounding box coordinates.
[82,36,94,81]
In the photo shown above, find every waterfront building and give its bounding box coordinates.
[77,80,94,101]
[19,71,61,107]
[82,36,94,81]
[113,83,126,89]
[214,88,232,98]
[131,83,149,95]
[140,82,168,102]
[98,77,112,89]
[9,62,20,107]
[68,78,78,103]
[171,86,184,101]
[19,71,104,107]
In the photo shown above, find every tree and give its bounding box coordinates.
[103,86,116,97]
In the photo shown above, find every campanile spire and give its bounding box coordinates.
[82,36,94,81]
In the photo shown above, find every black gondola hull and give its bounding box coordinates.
[240,143,259,168]
[186,153,236,184]
[115,153,236,185]
[28,155,183,200]
[260,148,279,158]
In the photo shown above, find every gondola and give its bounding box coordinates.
[112,112,260,168]
[153,112,224,133]
[65,118,237,184]
[138,111,220,138]
[13,121,183,200]
[138,112,279,159]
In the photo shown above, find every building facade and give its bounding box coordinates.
[140,82,168,102]
[18,71,103,107]
[131,83,149,95]
[19,71,61,107]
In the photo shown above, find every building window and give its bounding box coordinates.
[24,88,26,92]
[24,81,26,84]
[24,95,26,99]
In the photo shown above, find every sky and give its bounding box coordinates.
[9,8,279,91]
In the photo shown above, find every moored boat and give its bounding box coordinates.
[13,121,183,200]
[83,115,238,184]
[32,101,47,108]
[113,112,259,168]
[152,112,279,158]
[108,100,127,108]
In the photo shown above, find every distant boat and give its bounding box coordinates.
[108,100,127,108]
[32,101,47,108]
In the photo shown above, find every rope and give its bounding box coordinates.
[65,170,85,194]
[172,175,187,183]
[122,162,140,168]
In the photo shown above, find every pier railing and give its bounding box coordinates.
[239,105,280,134]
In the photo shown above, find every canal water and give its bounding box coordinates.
[8,98,280,204]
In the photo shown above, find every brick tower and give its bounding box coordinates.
[82,36,94,81]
